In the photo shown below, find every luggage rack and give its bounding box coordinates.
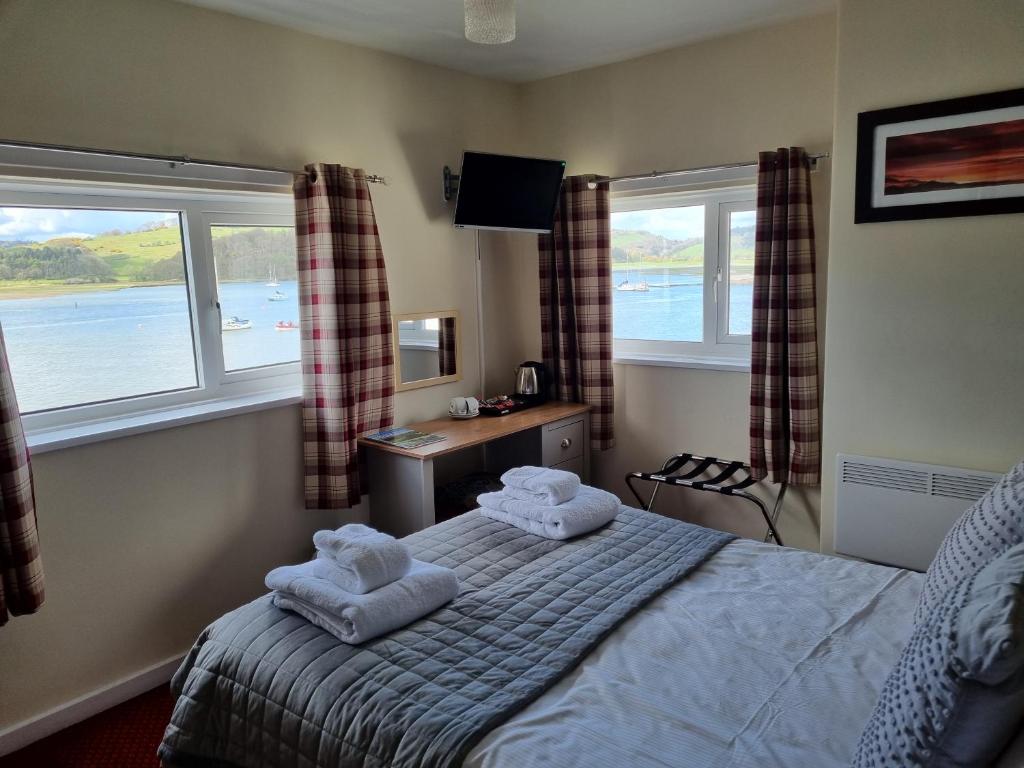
[625,453,786,546]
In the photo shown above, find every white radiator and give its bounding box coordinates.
[834,454,1002,572]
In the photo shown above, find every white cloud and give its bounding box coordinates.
[0,207,177,242]
[611,205,705,240]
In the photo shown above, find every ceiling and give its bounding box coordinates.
[174,0,835,83]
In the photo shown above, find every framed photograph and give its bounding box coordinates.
[855,87,1024,223]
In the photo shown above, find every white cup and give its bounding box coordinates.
[449,396,479,416]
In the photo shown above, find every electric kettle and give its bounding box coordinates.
[514,361,549,404]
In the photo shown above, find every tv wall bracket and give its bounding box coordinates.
[442,166,460,202]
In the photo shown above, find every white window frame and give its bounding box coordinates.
[0,177,299,446]
[611,185,755,370]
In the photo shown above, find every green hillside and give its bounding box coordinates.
[0,223,295,298]
[611,225,755,274]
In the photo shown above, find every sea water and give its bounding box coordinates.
[0,280,300,413]
[613,273,753,342]
[0,274,753,414]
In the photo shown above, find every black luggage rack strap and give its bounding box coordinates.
[625,453,786,546]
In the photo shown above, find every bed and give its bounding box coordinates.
[157,506,1013,768]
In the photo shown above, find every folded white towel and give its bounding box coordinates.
[477,485,619,540]
[267,559,459,644]
[500,466,581,506]
[311,524,411,594]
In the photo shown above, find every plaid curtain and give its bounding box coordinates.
[295,165,395,509]
[438,317,457,377]
[538,175,614,450]
[0,323,44,625]
[749,148,821,485]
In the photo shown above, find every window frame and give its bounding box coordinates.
[610,185,755,367]
[0,177,299,439]
[204,212,301,378]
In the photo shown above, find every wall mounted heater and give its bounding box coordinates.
[834,454,1002,572]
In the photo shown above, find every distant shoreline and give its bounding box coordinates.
[0,277,293,301]
[0,280,179,301]
[612,263,754,284]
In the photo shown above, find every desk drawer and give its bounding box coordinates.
[548,455,585,477]
[542,418,584,464]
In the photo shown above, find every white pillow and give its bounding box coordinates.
[854,543,1024,767]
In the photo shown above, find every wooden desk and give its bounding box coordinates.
[359,402,591,535]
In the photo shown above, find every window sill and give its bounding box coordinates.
[613,354,751,373]
[26,389,302,455]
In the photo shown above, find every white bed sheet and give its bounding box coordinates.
[464,538,923,768]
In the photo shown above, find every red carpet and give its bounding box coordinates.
[0,686,173,768]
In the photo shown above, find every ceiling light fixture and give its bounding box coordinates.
[464,0,516,45]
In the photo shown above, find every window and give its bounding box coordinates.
[211,224,299,371]
[397,317,441,347]
[0,179,297,436]
[611,186,755,365]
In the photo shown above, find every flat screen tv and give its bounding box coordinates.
[453,151,566,233]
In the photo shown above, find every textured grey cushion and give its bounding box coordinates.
[915,459,1024,625]
[159,508,733,768]
[854,543,1024,767]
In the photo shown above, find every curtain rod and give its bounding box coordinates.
[587,152,830,189]
[0,138,387,184]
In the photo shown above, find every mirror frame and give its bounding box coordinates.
[392,310,462,392]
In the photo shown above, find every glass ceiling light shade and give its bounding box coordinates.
[464,0,516,45]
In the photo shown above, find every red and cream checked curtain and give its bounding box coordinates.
[295,165,395,509]
[749,148,821,485]
[538,175,614,450]
[438,317,457,377]
[0,323,44,625]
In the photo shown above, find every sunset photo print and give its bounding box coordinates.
[884,118,1024,195]
[856,87,1024,222]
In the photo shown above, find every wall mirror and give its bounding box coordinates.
[393,310,461,392]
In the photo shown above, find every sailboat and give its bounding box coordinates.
[616,252,650,292]
[616,257,649,291]
[266,267,280,287]
[616,278,650,292]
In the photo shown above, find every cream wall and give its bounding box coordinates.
[0,0,521,732]
[489,13,837,550]
[5,0,1020,740]
[820,0,1024,553]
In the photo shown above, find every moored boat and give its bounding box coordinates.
[616,279,650,292]
[222,316,252,331]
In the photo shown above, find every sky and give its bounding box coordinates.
[0,207,177,243]
[612,205,705,240]
[611,205,754,239]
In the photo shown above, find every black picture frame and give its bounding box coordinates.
[855,87,1024,223]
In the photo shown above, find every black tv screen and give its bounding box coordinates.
[453,151,566,233]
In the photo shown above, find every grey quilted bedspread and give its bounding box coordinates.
[159,507,734,768]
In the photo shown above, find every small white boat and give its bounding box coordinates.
[266,267,279,287]
[222,316,252,331]
[275,321,299,332]
[617,280,650,292]
[268,290,287,301]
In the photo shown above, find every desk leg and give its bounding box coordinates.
[582,417,591,484]
[367,451,435,536]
